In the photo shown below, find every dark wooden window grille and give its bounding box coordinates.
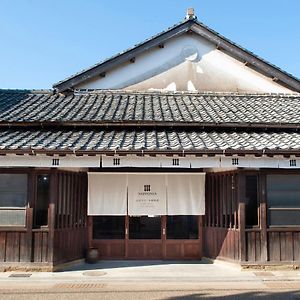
[52,158,60,166]
[290,159,297,167]
[113,158,120,166]
[172,158,180,166]
[205,172,238,229]
[55,172,87,229]
[232,158,239,165]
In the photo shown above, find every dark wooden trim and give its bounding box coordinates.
[267,228,300,232]
[2,148,300,157]
[1,120,300,130]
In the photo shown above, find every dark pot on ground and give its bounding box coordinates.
[86,247,99,264]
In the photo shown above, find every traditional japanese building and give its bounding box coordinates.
[1,9,300,271]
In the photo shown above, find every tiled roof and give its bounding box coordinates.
[0,90,299,127]
[0,129,299,153]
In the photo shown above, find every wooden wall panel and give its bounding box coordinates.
[92,240,125,258]
[5,232,20,262]
[127,241,162,259]
[268,232,280,261]
[0,232,5,261]
[293,232,300,261]
[33,232,42,262]
[267,231,300,262]
[246,231,261,262]
[204,227,240,261]
[53,228,87,264]
[166,243,181,259]
[19,232,31,262]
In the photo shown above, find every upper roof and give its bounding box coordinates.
[52,16,300,93]
[0,89,299,129]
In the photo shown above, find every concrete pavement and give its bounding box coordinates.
[0,260,300,299]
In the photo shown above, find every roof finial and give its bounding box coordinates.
[186,8,196,20]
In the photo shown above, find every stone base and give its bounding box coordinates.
[0,259,85,272]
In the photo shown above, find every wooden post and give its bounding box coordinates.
[27,171,35,262]
[125,215,129,259]
[25,207,33,262]
[162,216,167,259]
[47,171,57,263]
[199,215,204,258]
[260,172,268,262]
[87,216,93,249]
[238,172,246,262]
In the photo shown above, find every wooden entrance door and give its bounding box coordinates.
[90,215,203,260]
[126,216,164,259]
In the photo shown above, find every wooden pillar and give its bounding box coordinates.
[199,215,204,258]
[260,172,268,262]
[125,215,129,258]
[162,216,167,259]
[238,172,246,262]
[47,170,57,263]
[87,216,93,249]
[25,207,33,262]
[27,171,35,262]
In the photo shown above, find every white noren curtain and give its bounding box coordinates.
[167,174,205,215]
[87,173,127,215]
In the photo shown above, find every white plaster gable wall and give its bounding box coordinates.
[76,34,293,93]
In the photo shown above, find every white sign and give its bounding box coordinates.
[128,174,167,216]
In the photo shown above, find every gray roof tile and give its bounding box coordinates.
[0,90,300,126]
[0,129,299,153]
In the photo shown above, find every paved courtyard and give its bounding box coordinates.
[0,260,300,299]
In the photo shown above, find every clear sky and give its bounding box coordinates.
[1,0,300,89]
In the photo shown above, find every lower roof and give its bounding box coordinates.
[0,129,299,155]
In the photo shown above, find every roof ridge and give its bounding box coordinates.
[0,89,53,94]
[73,89,300,97]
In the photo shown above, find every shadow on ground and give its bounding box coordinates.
[164,290,300,299]
[64,260,212,271]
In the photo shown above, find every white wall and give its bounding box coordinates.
[76,34,293,93]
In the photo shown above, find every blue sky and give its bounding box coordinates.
[1,0,300,89]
